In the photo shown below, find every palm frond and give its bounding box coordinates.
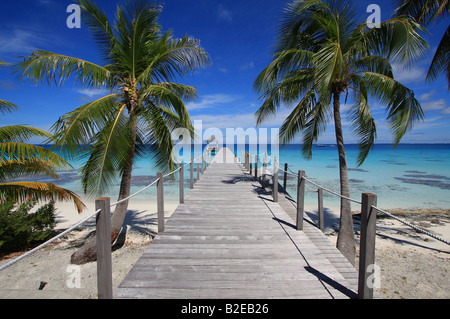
[140,83,193,127]
[80,104,130,196]
[279,86,318,145]
[394,0,449,25]
[426,24,450,87]
[300,96,330,159]
[113,0,161,79]
[14,49,112,89]
[362,17,429,67]
[0,159,59,182]
[0,182,85,213]
[362,71,424,145]
[139,34,210,84]
[77,0,115,62]
[348,74,377,165]
[140,102,178,173]
[50,94,119,159]
[0,141,71,170]
[0,125,72,173]
[0,125,50,143]
[313,41,345,92]
[0,100,19,115]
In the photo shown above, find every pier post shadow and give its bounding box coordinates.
[304,266,358,298]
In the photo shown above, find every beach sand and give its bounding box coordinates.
[0,199,449,299]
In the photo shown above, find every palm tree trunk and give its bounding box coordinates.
[333,92,356,266]
[70,105,138,265]
[109,109,138,242]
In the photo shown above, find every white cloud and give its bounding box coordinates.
[418,90,437,101]
[77,88,111,98]
[440,107,450,114]
[0,29,40,54]
[421,98,447,112]
[38,0,53,5]
[418,89,449,114]
[217,4,233,22]
[240,61,255,71]
[392,64,427,84]
[185,94,237,111]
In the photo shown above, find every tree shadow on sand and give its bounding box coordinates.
[112,209,159,250]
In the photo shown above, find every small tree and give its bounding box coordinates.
[0,200,57,254]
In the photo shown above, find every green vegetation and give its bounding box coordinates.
[0,200,56,254]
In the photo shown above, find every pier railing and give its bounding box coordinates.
[0,148,214,299]
[239,150,450,299]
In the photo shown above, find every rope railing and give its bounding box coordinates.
[371,205,450,246]
[0,148,214,298]
[280,161,449,245]
[239,149,449,299]
[302,176,362,204]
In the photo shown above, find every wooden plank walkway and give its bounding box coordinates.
[114,148,358,299]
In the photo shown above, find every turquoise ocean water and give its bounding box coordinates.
[44,144,450,210]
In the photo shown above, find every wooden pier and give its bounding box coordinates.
[115,148,358,299]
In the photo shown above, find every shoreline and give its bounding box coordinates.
[0,198,449,299]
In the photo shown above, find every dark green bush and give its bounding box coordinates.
[0,200,56,253]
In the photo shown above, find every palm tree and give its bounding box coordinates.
[254,0,428,265]
[14,0,209,264]
[0,65,85,212]
[394,0,449,88]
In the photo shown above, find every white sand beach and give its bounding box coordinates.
[0,198,449,299]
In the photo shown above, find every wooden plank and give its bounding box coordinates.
[115,147,358,299]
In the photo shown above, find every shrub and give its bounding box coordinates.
[0,200,56,253]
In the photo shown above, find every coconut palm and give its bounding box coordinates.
[394,0,449,88]
[0,89,85,212]
[254,0,428,264]
[14,0,209,264]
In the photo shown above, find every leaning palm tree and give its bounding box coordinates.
[0,99,85,213]
[394,0,449,88]
[254,0,428,265]
[14,0,209,264]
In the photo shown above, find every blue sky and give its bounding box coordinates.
[0,0,449,144]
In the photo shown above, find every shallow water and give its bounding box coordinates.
[40,144,450,210]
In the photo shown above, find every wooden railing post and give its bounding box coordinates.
[190,158,194,189]
[283,163,288,190]
[273,156,278,202]
[318,188,324,232]
[249,153,252,175]
[201,154,204,174]
[95,197,113,299]
[245,152,249,170]
[179,164,184,204]
[254,155,258,180]
[197,162,200,180]
[157,172,165,233]
[296,170,305,230]
[358,193,377,299]
[262,161,267,189]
